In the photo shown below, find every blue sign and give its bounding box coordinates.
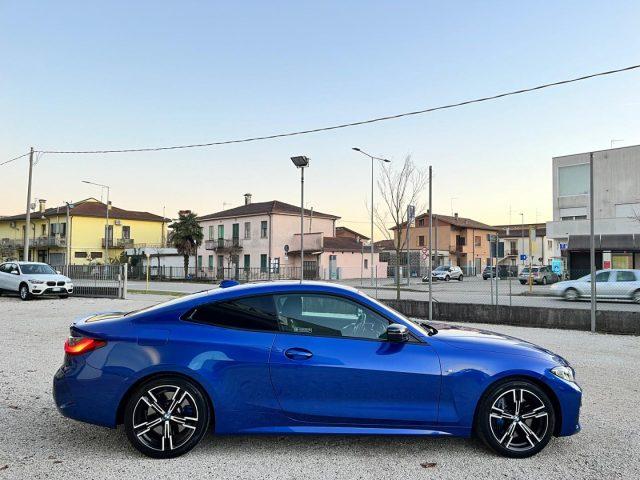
[559,243,568,251]
[551,259,563,275]
[520,254,527,261]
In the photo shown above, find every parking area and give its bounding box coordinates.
[0,294,639,479]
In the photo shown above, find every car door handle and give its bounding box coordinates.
[284,347,313,360]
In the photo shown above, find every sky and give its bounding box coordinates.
[2,1,639,238]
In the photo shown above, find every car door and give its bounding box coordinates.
[269,292,441,427]
[6,263,21,292]
[0,263,9,289]
[612,270,638,299]
[593,270,614,298]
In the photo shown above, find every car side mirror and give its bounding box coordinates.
[387,323,409,343]
[56,270,61,274]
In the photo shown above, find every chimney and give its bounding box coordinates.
[38,199,46,213]
[244,193,252,205]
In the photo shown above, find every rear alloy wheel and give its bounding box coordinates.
[124,376,210,459]
[564,288,579,301]
[19,284,31,301]
[458,275,464,282]
[477,381,555,458]
[632,290,640,304]
[445,275,450,282]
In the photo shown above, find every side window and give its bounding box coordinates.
[595,271,610,282]
[616,271,637,282]
[186,295,279,332]
[0,264,8,273]
[274,294,390,341]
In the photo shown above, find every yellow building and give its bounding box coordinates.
[0,198,168,265]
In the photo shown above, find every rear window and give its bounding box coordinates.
[185,295,279,332]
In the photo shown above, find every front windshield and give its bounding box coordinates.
[434,266,448,271]
[21,264,56,275]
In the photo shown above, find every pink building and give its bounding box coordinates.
[196,194,387,280]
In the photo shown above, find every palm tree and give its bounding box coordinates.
[168,210,203,278]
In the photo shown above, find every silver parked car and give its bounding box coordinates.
[0,261,73,300]
[424,265,463,282]
[550,269,640,303]
[518,265,559,285]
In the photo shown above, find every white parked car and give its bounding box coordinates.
[0,261,73,301]
[550,269,640,303]
[424,265,464,282]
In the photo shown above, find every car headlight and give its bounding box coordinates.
[551,366,575,382]
[28,279,44,284]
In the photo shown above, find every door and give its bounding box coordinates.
[592,270,614,298]
[5,263,21,291]
[0,263,10,289]
[612,270,638,299]
[269,293,441,427]
[232,223,240,246]
[328,255,337,280]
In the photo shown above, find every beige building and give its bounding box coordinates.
[195,194,386,280]
[392,212,498,275]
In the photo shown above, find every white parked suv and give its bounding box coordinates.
[424,265,464,282]
[0,261,73,300]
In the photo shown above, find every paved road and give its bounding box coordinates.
[0,294,638,479]
[129,277,640,312]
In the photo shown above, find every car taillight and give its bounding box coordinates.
[64,336,106,356]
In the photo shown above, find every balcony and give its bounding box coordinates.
[36,236,67,248]
[117,238,134,248]
[204,238,243,251]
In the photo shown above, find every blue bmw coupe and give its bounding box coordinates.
[53,281,582,459]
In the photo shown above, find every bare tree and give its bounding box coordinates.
[373,155,427,299]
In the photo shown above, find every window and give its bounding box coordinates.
[208,226,215,240]
[364,258,369,270]
[232,223,240,240]
[74,251,87,258]
[474,236,481,247]
[122,226,131,239]
[260,221,268,238]
[418,235,425,246]
[558,163,589,196]
[548,240,553,250]
[271,257,280,274]
[91,252,103,259]
[217,225,224,239]
[244,222,251,239]
[595,271,610,282]
[561,215,587,221]
[616,271,637,282]
[417,218,424,227]
[41,224,46,236]
[50,222,67,237]
[274,294,390,340]
[208,255,214,269]
[260,254,268,273]
[186,296,279,332]
[197,255,202,268]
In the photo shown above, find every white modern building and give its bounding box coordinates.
[546,145,640,278]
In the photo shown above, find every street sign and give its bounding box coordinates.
[520,254,527,261]
[407,205,416,223]
[559,242,568,251]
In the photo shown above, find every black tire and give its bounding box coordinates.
[564,288,579,302]
[476,380,555,458]
[445,275,450,282]
[59,294,69,299]
[124,376,211,459]
[631,290,640,304]
[458,275,464,282]
[19,283,31,301]
[519,280,526,285]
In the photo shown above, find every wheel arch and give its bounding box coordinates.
[471,374,563,437]
[115,371,216,429]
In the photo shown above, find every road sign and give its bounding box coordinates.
[420,247,429,260]
[520,254,527,261]
[559,242,568,251]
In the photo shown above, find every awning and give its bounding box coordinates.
[567,234,640,251]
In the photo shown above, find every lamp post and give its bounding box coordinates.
[291,156,310,283]
[82,180,111,263]
[352,147,391,286]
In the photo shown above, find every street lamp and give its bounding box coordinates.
[82,180,111,263]
[352,147,390,286]
[291,156,310,282]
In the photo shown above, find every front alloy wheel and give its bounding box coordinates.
[19,284,31,301]
[477,381,555,458]
[124,377,210,458]
[564,288,579,301]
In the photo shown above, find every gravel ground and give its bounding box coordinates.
[0,294,638,479]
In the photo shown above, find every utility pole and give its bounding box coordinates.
[428,166,433,321]
[589,152,596,333]
[23,147,34,261]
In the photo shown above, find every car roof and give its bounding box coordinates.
[15,261,49,265]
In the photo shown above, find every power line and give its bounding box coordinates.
[4,63,640,161]
[0,151,31,166]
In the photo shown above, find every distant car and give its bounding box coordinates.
[483,265,517,280]
[53,281,581,459]
[519,266,559,285]
[424,265,463,282]
[0,261,73,300]
[550,269,640,303]
[482,266,496,280]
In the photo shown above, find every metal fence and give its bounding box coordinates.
[127,265,320,282]
[57,264,127,299]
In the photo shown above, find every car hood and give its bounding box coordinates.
[23,274,71,282]
[431,322,569,364]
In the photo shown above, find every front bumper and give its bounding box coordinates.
[30,285,73,296]
[543,370,582,437]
